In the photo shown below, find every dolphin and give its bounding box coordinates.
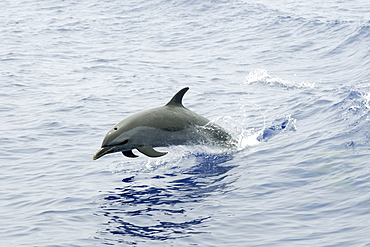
[93,87,236,160]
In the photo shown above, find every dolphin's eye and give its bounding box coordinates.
[114,127,118,130]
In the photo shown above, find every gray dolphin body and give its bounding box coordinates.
[93,87,236,160]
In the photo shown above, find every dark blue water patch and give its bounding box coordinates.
[163,173,177,177]
[257,116,297,142]
[98,216,209,245]
[97,153,237,244]
[122,176,135,183]
[104,186,178,206]
[185,153,236,176]
[104,155,237,207]
[99,184,211,243]
[124,207,186,217]
[345,140,355,147]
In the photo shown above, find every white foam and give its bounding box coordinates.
[238,130,261,149]
[245,69,315,89]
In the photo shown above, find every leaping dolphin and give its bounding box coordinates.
[93,87,236,160]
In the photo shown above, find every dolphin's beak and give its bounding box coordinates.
[93,146,115,160]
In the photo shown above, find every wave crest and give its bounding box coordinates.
[245,69,315,89]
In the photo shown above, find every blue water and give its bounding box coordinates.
[1,0,369,246]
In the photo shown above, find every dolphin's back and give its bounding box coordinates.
[116,105,210,133]
[116,105,235,147]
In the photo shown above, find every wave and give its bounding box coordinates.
[245,69,315,89]
[332,86,370,148]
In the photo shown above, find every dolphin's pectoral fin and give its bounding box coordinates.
[122,150,139,158]
[136,146,168,158]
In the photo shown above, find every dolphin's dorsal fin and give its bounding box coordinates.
[165,87,189,107]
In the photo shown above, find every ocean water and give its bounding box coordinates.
[1,0,369,246]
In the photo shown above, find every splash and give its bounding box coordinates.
[238,129,261,148]
[245,69,315,89]
[257,115,297,142]
[106,112,299,172]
